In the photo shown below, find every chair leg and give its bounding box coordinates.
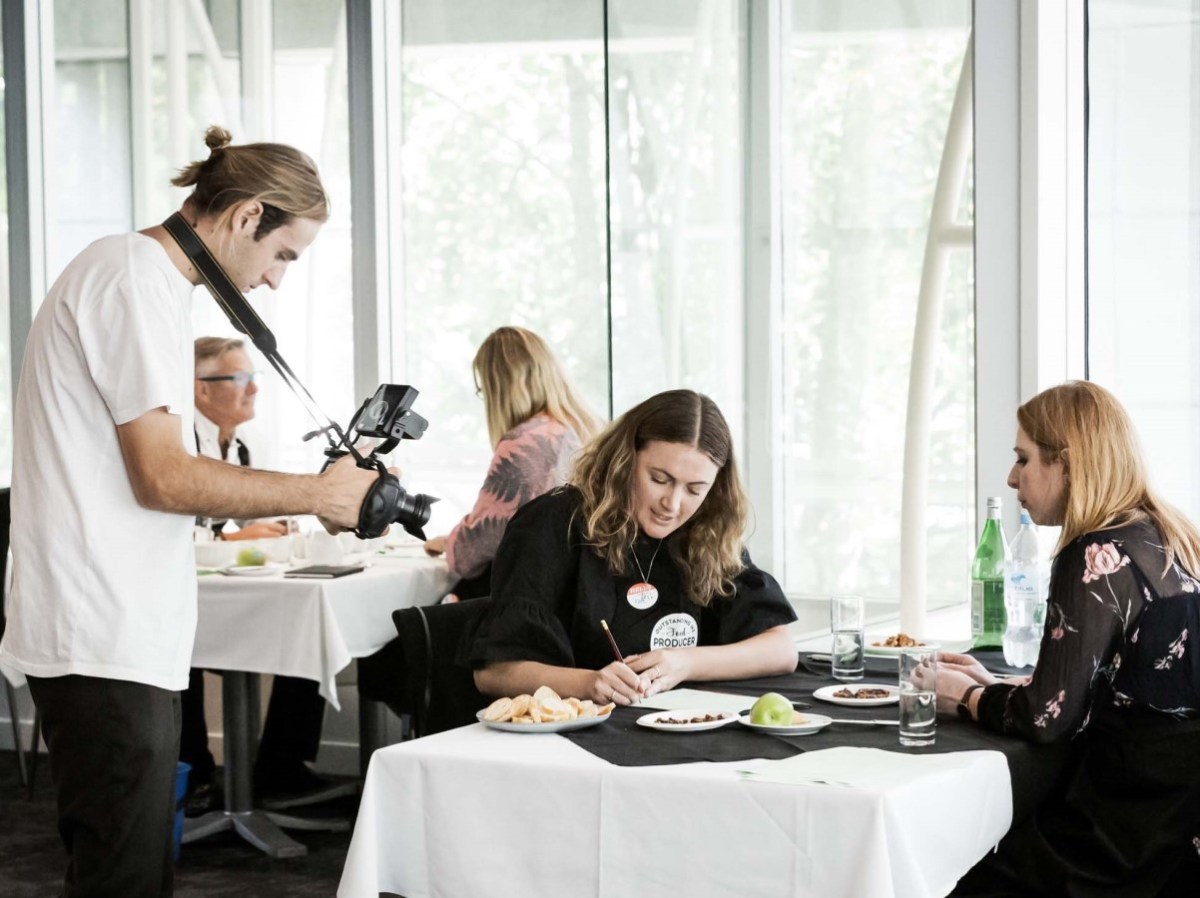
[4,680,27,788]
[26,707,40,801]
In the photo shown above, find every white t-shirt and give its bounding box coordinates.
[0,233,198,691]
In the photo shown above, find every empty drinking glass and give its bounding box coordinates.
[830,595,865,681]
[898,648,937,747]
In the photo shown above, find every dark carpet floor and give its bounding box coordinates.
[0,750,368,898]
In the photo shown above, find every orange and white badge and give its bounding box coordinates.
[627,582,659,610]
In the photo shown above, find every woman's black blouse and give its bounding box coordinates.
[463,487,797,670]
[977,517,1200,741]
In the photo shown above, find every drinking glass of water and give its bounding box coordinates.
[898,648,937,747]
[830,595,865,681]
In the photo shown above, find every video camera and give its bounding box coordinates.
[161,212,437,541]
[316,384,437,540]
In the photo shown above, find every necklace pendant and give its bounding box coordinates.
[627,582,659,610]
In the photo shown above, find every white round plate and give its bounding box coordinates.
[635,709,738,732]
[812,684,900,707]
[737,712,833,736]
[475,710,612,734]
[864,638,940,656]
[221,562,286,577]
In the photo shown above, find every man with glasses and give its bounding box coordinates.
[181,337,329,816]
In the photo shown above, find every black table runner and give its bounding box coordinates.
[562,654,1070,824]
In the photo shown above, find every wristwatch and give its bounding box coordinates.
[956,684,984,720]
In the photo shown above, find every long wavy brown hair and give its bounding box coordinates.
[570,390,748,606]
[1018,380,1200,574]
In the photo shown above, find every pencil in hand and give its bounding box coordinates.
[600,619,624,664]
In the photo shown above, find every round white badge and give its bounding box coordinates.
[649,613,699,650]
[627,582,659,610]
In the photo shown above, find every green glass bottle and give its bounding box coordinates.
[971,497,1009,649]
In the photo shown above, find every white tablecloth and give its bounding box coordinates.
[338,724,1013,898]
[193,554,453,708]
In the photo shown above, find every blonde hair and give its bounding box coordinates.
[172,125,329,237]
[473,327,602,447]
[194,336,245,374]
[1018,380,1200,574]
[571,390,748,607]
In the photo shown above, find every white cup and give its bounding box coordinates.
[258,536,292,564]
[306,531,344,565]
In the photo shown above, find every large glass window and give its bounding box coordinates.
[51,0,132,277]
[393,1,746,537]
[394,1,610,533]
[779,2,975,607]
[0,12,9,485]
[1088,1,1200,521]
[606,1,745,430]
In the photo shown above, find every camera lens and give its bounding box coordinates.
[392,488,436,540]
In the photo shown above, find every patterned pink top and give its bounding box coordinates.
[444,413,583,580]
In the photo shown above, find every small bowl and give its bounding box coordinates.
[194,540,237,569]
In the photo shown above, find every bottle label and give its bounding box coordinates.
[971,581,983,634]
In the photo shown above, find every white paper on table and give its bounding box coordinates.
[637,688,757,714]
[739,745,989,788]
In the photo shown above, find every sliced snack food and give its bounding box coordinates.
[482,696,515,722]
[479,686,614,726]
[833,687,893,700]
[813,683,900,707]
[871,632,927,648]
[658,713,727,725]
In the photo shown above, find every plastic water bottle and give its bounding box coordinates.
[1003,510,1046,667]
[971,497,1009,649]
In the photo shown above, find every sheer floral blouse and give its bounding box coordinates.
[978,517,1200,742]
[443,413,582,581]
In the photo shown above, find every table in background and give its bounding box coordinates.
[186,551,452,858]
[338,666,1020,898]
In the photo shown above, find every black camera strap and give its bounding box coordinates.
[161,211,368,466]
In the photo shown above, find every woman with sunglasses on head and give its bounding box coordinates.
[931,382,1200,897]
[465,389,798,704]
[423,326,602,600]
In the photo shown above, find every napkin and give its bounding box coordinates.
[637,688,758,714]
[739,746,984,788]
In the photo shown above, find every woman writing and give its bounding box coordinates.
[424,326,602,600]
[465,389,798,704]
[929,381,1200,896]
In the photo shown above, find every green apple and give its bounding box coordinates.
[235,546,267,567]
[750,692,794,726]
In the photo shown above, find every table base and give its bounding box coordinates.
[183,808,349,858]
[260,779,358,811]
[180,671,350,858]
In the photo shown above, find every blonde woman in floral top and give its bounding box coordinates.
[424,327,602,599]
[935,382,1200,897]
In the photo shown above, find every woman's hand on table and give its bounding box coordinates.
[936,651,1000,686]
[424,535,447,556]
[626,650,691,698]
[920,666,978,716]
[590,662,647,706]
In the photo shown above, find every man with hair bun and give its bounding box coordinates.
[0,126,378,896]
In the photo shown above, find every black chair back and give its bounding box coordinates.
[394,598,490,738]
[357,597,491,739]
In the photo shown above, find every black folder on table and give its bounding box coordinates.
[284,564,366,579]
